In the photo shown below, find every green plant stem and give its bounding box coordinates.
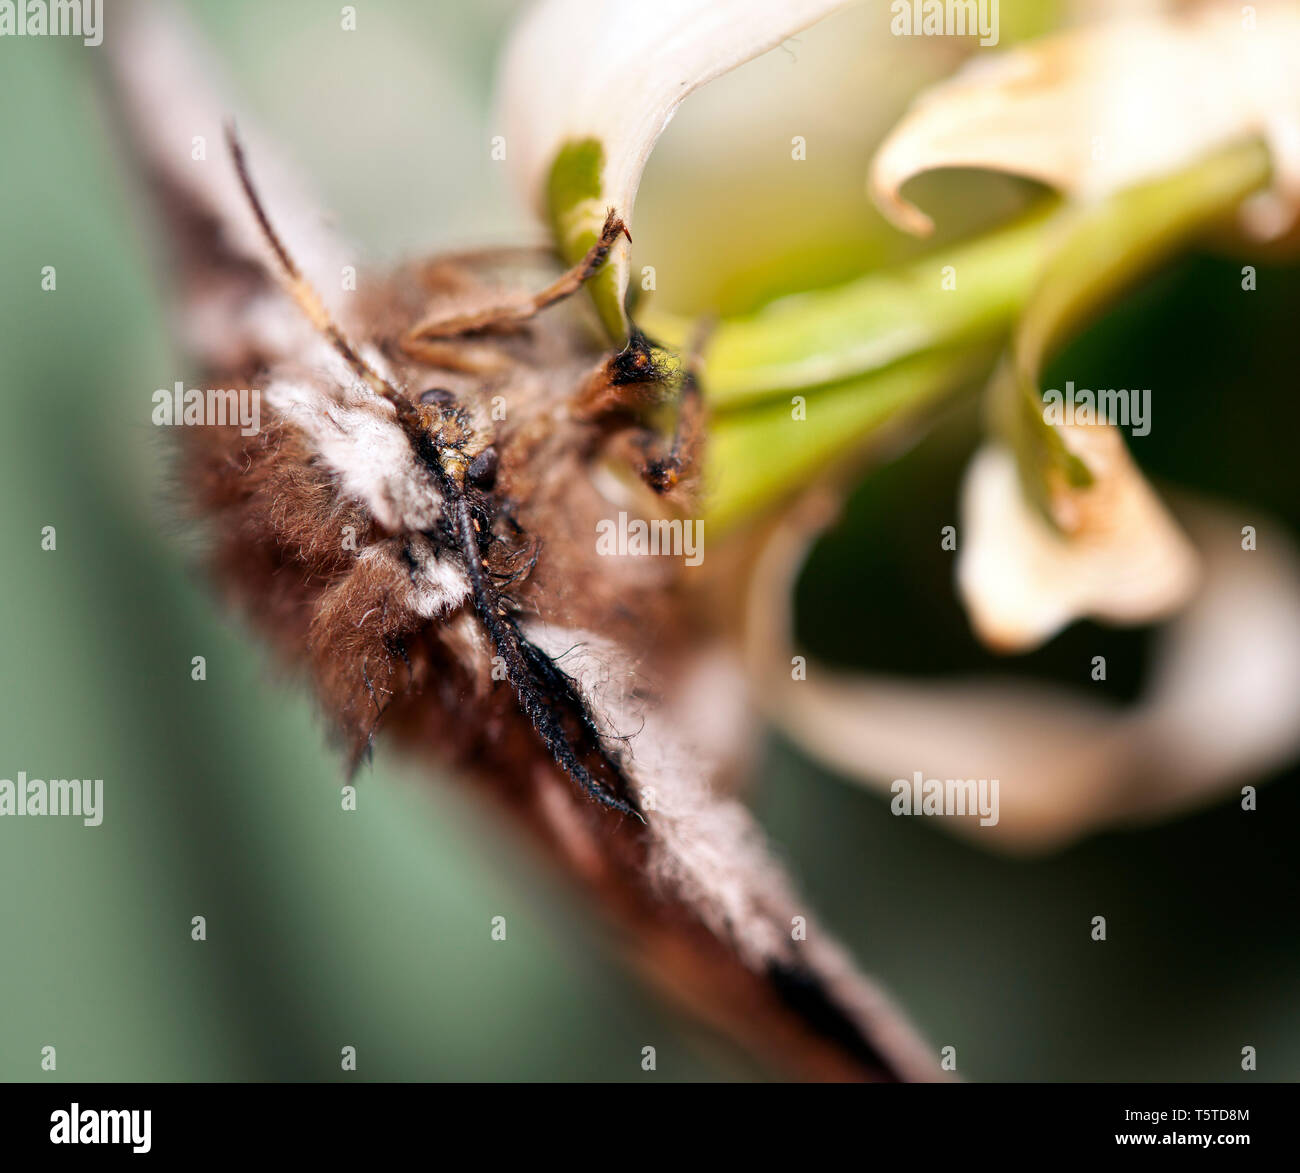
[642,208,1053,411]
[676,139,1272,531]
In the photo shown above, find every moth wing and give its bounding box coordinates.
[524,626,944,1082]
[103,1,355,372]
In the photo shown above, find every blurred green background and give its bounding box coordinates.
[1,0,1296,1082]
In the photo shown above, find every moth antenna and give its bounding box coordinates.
[404,209,631,341]
[225,124,416,423]
[231,123,637,818]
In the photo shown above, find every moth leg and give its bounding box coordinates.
[398,336,515,375]
[570,327,676,418]
[404,210,630,341]
[642,317,712,492]
[639,365,704,494]
[579,323,709,494]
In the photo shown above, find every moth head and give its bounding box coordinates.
[223,128,507,545]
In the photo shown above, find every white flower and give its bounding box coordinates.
[499,0,851,334]
[746,500,1300,850]
[870,3,1300,240]
[956,433,1199,652]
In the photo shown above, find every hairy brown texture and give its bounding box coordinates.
[106,2,942,1083]
[177,256,932,1080]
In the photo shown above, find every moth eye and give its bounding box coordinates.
[467,446,499,489]
[419,387,456,407]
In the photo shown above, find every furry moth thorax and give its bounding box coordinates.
[189,138,688,820]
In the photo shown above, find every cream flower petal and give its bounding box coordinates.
[498,0,851,335]
[956,435,1199,652]
[746,499,1300,851]
[948,141,1271,654]
[869,4,1300,238]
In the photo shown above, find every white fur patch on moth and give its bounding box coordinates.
[266,357,444,535]
[523,622,797,969]
[360,535,470,619]
[184,290,325,372]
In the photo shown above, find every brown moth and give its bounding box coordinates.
[106,5,939,1081]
